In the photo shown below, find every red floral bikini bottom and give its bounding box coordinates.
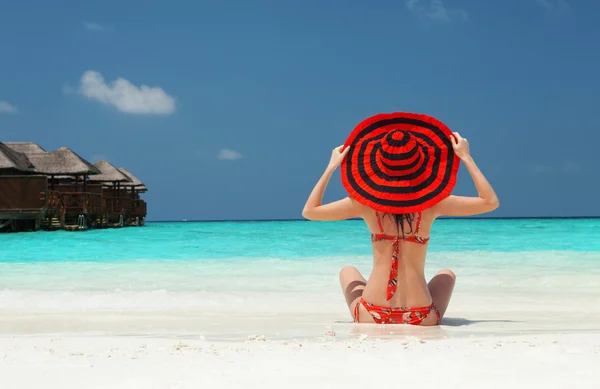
[353,298,440,325]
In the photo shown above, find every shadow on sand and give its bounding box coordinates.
[334,318,520,326]
[441,317,521,327]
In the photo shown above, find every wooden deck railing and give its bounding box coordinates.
[59,192,103,215]
[103,197,147,217]
[103,196,132,215]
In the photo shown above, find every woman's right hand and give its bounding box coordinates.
[451,132,471,160]
[434,132,499,217]
[327,145,350,170]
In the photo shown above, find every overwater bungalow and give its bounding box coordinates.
[23,147,103,230]
[1,141,148,232]
[120,168,147,226]
[0,143,59,231]
[88,160,133,227]
[106,167,148,226]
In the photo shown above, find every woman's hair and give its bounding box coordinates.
[386,212,416,237]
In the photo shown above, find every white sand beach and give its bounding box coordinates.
[1,332,599,389]
[1,252,600,388]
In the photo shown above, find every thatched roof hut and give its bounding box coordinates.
[26,147,101,176]
[118,168,144,187]
[0,142,35,174]
[89,160,132,183]
[4,142,46,155]
[107,168,147,192]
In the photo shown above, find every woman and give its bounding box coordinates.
[302,112,499,325]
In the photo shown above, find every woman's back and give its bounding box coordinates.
[361,208,436,309]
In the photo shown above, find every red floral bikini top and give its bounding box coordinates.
[371,211,430,300]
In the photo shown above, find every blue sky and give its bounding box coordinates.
[1,0,599,220]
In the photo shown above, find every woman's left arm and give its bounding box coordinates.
[302,146,363,221]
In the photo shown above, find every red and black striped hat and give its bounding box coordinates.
[341,112,459,214]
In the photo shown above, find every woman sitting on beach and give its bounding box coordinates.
[302,113,499,325]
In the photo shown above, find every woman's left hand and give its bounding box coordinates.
[328,145,350,170]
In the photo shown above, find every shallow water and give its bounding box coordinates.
[1,219,599,340]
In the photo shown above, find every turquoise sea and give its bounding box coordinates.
[1,219,599,340]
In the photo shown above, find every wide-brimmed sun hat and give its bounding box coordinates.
[341,112,460,214]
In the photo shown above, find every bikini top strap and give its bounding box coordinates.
[415,211,423,234]
[375,211,384,233]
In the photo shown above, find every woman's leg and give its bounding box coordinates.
[339,266,367,320]
[428,269,456,320]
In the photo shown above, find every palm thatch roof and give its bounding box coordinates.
[118,168,144,186]
[0,142,35,173]
[4,142,46,155]
[26,147,101,176]
[89,160,132,183]
[107,168,147,192]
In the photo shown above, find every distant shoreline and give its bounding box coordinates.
[147,216,600,223]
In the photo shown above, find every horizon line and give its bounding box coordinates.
[146,216,600,223]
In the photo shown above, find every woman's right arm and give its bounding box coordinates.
[433,132,499,217]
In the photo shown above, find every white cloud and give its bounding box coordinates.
[77,70,176,115]
[405,0,468,23]
[217,149,243,161]
[84,22,109,32]
[0,101,18,114]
